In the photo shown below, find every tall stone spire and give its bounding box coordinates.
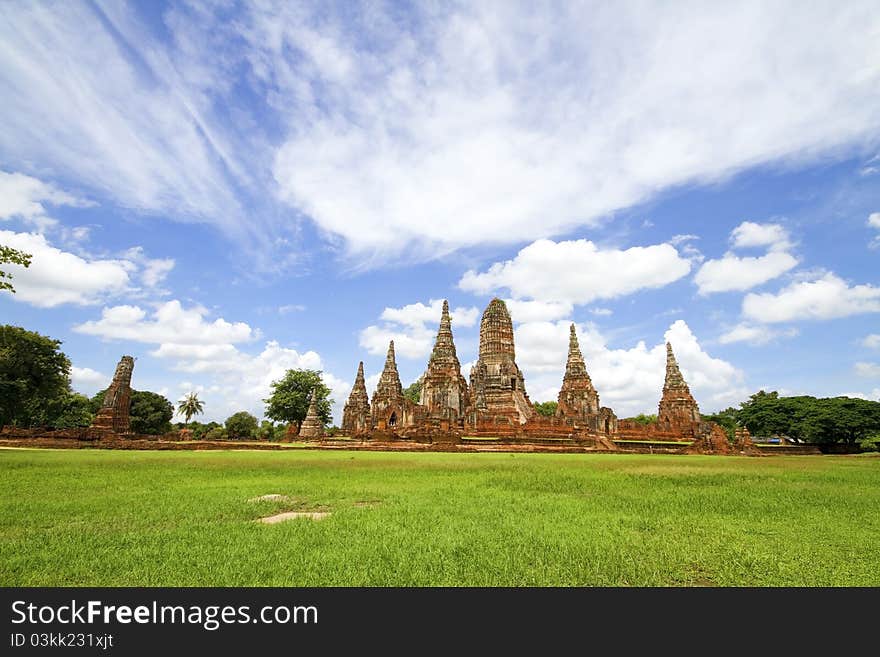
[663,342,688,390]
[428,300,458,365]
[468,298,534,424]
[342,361,371,434]
[375,340,403,398]
[556,324,600,419]
[299,388,324,438]
[658,342,701,427]
[371,340,416,430]
[91,355,134,434]
[420,300,469,420]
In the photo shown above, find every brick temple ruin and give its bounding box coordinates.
[11,299,727,452]
[336,297,725,449]
[90,355,135,435]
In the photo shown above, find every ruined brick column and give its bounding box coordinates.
[419,300,469,422]
[342,361,371,435]
[468,298,534,425]
[657,342,701,432]
[91,355,134,435]
[298,388,324,439]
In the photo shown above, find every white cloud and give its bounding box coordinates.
[3,4,880,265]
[730,221,793,251]
[0,4,277,252]
[278,304,306,314]
[514,319,743,416]
[863,334,880,349]
[855,362,880,378]
[262,2,880,261]
[0,170,92,231]
[695,251,799,295]
[0,230,131,307]
[162,341,350,425]
[742,273,880,323]
[869,212,880,249]
[504,299,574,323]
[360,299,479,359]
[122,247,175,289]
[840,388,880,401]
[590,308,613,317]
[74,300,258,345]
[0,226,176,307]
[379,299,478,329]
[459,239,691,304]
[70,366,109,392]
[695,221,798,294]
[718,323,799,345]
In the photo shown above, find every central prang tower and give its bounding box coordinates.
[467,298,534,424]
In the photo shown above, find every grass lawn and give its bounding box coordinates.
[1,448,878,586]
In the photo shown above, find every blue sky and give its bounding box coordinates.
[1,1,879,424]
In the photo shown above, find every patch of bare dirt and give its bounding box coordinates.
[258,511,330,524]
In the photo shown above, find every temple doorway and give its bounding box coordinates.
[389,411,397,427]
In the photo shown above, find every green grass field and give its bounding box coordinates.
[2,448,878,586]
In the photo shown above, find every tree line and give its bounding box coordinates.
[0,325,335,439]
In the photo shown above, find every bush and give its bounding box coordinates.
[534,401,558,417]
[225,411,259,440]
[204,427,227,441]
[858,433,880,452]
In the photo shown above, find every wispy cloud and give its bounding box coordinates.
[2,2,879,268]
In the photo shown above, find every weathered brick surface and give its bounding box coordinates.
[342,361,371,435]
[298,388,324,439]
[370,341,421,432]
[419,300,469,424]
[467,298,535,426]
[555,323,618,436]
[90,355,134,435]
[657,342,701,436]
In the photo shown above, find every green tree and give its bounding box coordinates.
[0,325,72,427]
[177,391,204,426]
[624,413,657,426]
[204,426,227,441]
[534,401,558,417]
[49,392,94,429]
[258,420,276,441]
[264,369,333,433]
[0,245,32,294]
[186,421,221,440]
[129,390,174,435]
[91,388,173,435]
[225,411,259,440]
[403,380,422,404]
[736,391,880,444]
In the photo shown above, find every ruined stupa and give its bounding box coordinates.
[556,324,600,419]
[419,300,469,423]
[467,298,534,424]
[371,341,418,430]
[298,388,324,439]
[91,355,134,434]
[657,342,701,431]
[342,361,371,435]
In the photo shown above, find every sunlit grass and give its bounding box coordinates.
[1,448,878,586]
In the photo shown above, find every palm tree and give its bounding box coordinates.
[177,391,204,426]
